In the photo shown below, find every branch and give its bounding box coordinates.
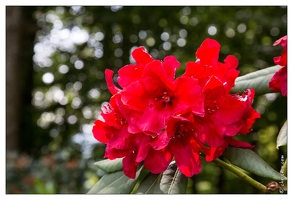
[213,158,267,193]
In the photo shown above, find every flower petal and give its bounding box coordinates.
[132,46,154,64]
[143,148,173,174]
[92,120,109,143]
[137,104,174,134]
[171,138,202,177]
[121,80,149,111]
[225,136,254,149]
[142,60,175,92]
[194,115,226,147]
[204,143,228,162]
[117,63,144,88]
[105,69,121,95]
[174,76,205,116]
[196,38,220,66]
[123,152,139,179]
[163,55,181,80]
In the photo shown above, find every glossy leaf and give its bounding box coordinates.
[223,147,286,181]
[87,165,144,194]
[134,173,164,194]
[130,168,151,193]
[231,65,282,95]
[94,158,123,173]
[276,120,287,149]
[159,161,188,194]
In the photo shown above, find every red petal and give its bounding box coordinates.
[273,35,287,48]
[121,80,149,111]
[184,61,210,80]
[135,134,152,162]
[92,120,109,143]
[196,38,220,66]
[273,36,287,66]
[123,152,139,179]
[224,55,239,69]
[137,104,174,134]
[142,60,175,92]
[239,106,261,134]
[116,95,142,133]
[204,143,228,162]
[203,76,226,106]
[150,130,170,150]
[194,115,226,147]
[224,120,243,137]
[132,46,154,64]
[225,137,254,149]
[105,69,121,95]
[171,138,202,177]
[163,55,181,80]
[270,66,287,96]
[216,95,246,125]
[117,63,144,88]
[174,76,205,116]
[279,67,287,96]
[143,148,173,174]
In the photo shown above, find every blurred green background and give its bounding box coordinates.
[6,6,287,194]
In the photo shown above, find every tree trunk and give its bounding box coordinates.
[6,6,25,153]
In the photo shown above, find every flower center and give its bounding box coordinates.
[162,91,171,103]
[114,113,127,125]
[172,124,194,140]
[206,101,220,114]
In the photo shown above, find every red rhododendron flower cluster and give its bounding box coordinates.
[92,38,260,179]
[269,35,287,96]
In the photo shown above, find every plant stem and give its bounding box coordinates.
[213,158,267,193]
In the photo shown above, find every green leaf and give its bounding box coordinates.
[159,161,188,194]
[87,165,144,194]
[231,65,282,95]
[235,65,281,82]
[130,168,151,193]
[94,158,123,173]
[134,173,164,194]
[223,147,286,181]
[276,120,287,149]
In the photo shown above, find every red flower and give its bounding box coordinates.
[269,35,287,96]
[164,115,202,177]
[192,76,259,156]
[117,47,153,89]
[184,38,239,91]
[273,36,287,67]
[92,39,260,179]
[120,55,204,135]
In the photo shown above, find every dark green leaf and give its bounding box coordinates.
[87,165,144,194]
[276,120,287,149]
[94,158,123,173]
[159,161,188,194]
[134,173,164,194]
[231,65,282,95]
[223,147,286,181]
[130,168,151,193]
